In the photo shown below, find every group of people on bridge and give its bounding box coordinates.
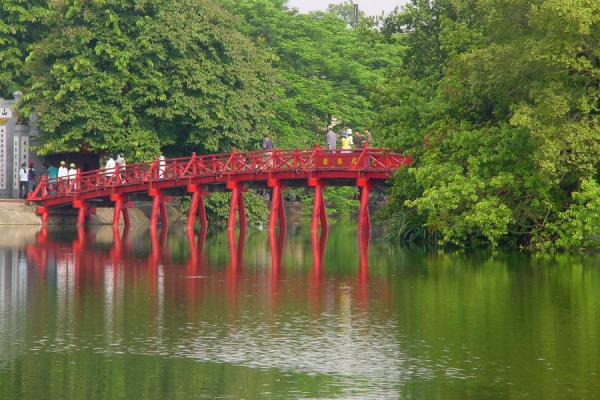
[326,127,372,151]
[262,126,373,152]
[24,125,375,199]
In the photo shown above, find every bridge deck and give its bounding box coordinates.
[29,147,411,235]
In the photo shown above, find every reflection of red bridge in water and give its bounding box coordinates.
[29,147,411,235]
[25,226,376,312]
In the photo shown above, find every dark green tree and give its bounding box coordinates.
[221,0,402,148]
[378,0,600,250]
[21,0,275,159]
[0,0,51,97]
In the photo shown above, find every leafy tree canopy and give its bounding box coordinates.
[378,0,600,250]
[0,0,51,97]
[219,0,402,148]
[21,0,275,159]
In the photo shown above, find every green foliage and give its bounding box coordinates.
[379,0,600,250]
[203,191,268,228]
[300,186,359,218]
[541,179,600,252]
[21,0,274,159]
[221,0,402,148]
[0,0,51,97]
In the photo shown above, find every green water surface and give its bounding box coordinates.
[0,224,599,399]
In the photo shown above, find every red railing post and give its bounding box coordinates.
[115,164,121,185]
[75,168,82,193]
[191,152,197,175]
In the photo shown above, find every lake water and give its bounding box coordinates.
[0,224,599,399]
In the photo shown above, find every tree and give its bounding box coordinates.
[220,0,402,148]
[21,0,275,159]
[326,0,365,27]
[378,0,600,249]
[0,0,51,97]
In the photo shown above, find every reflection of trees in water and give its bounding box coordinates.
[6,227,600,398]
[0,249,28,365]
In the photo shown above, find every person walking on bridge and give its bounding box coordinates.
[105,156,116,177]
[354,131,364,149]
[364,130,373,148]
[341,132,351,153]
[47,162,58,182]
[116,154,126,182]
[263,133,274,168]
[116,154,126,169]
[68,163,78,191]
[28,163,37,194]
[326,126,337,150]
[58,161,68,179]
[19,162,29,199]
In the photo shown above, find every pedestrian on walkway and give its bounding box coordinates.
[364,129,373,147]
[47,162,58,181]
[116,154,126,181]
[27,162,37,193]
[68,163,78,191]
[19,162,29,199]
[263,133,274,167]
[105,156,116,177]
[116,154,126,169]
[347,129,354,148]
[58,161,68,184]
[326,126,337,150]
[341,131,351,153]
[354,131,364,149]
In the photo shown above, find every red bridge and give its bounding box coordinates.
[29,146,411,234]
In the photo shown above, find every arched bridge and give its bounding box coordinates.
[29,147,411,234]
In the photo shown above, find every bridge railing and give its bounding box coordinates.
[28,147,411,201]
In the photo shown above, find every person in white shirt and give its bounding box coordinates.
[58,161,68,180]
[347,129,354,148]
[105,156,116,177]
[115,154,126,182]
[19,162,29,199]
[116,154,126,169]
[68,163,78,191]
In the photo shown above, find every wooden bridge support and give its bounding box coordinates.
[268,179,287,233]
[357,178,372,236]
[187,184,209,231]
[227,181,247,231]
[308,178,327,233]
[149,188,168,228]
[110,193,131,229]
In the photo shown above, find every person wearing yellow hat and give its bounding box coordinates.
[58,161,68,180]
[68,163,78,191]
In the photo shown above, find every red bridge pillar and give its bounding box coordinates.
[268,179,287,233]
[36,206,50,226]
[187,184,209,231]
[72,200,95,227]
[149,188,168,228]
[357,178,372,236]
[110,193,131,229]
[75,201,87,227]
[308,178,327,233]
[227,181,246,231]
